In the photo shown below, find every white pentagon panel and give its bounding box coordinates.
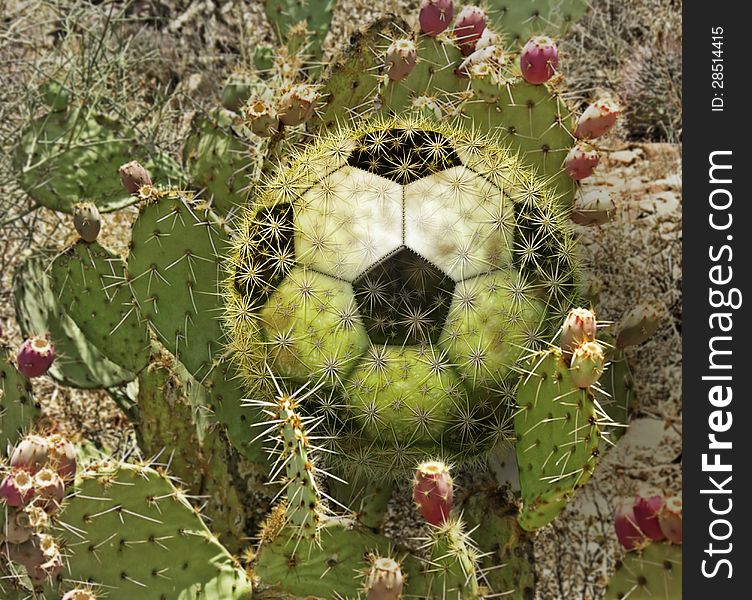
[403,166,515,281]
[295,166,403,281]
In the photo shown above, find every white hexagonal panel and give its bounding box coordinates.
[295,166,404,282]
[404,166,515,281]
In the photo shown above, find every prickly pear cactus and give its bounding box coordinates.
[226,117,579,476]
[0,346,39,454]
[604,542,682,600]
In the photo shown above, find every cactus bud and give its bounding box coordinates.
[412,461,453,526]
[73,202,102,243]
[563,143,600,180]
[385,39,418,82]
[574,98,621,140]
[570,341,605,388]
[0,469,35,508]
[10,435,50,474]
[520,36,559,85]
[243,99,279,138]
[46,434,77,480]
[633,488,666,542]
[16,336,55,378]
[62,590,98,600]
[118,160,152,194]
[366,556,404,600]
[419,0,454,37]
[560,308,597,362]
[571,190,617,226]
[616,302,663,348]
[614,499,647,551]
[278,84,319,127]
[34,468,65,513]
[453,6,487,56]
[658,496,682,544]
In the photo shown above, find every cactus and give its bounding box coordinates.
[604,542,682,600]
[264,0,336,63]
[0,347,39,455]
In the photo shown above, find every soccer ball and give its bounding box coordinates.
[226,118,578,474]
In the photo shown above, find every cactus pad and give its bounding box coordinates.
[514,349,601,530]
[604,542,682,600]
[0,346,39,454]
[226,118,578,476]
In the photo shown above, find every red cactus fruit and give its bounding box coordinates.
[118,160,152,194]
[412,460,453,526]
[278,84,319,127]
[614,499,647,550]
[366,556,404,600]
[453,6,487,56]
[0,468,35,508]
[633,488,666,541]
[574,98,621,140]
[563,143,600,180]
[10,435,50,474]
[419,0,454,37]
[658,496,682,544]
[16,336,55,378]
[560,308,597,363]
[520,36,559,84]
[385,39,418,82]
[46,434,77,480]
[34,468,65,513]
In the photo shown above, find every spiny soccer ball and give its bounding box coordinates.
[226,118,578,475]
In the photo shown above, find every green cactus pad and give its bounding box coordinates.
[327,473,394,530]
[489,0,590,48]
[127,190,229,381]
[48,241,150,374]
[264,0,336,61]
[420,518,481,599]
[226,118,578,476]
[597,336,635,445]
[255,515,421,598]
[13,107,184,214]
[313,19,578,206]
[460,488,535,599]
[50,462,252,600]
[604,542,682,600]
[514,349,601,531]
[13,251,136,388]
[0,346,39,455]
[136,352,247,548]
[183,109,259,215]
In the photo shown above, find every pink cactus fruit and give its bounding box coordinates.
[520,35,559,84]
[658,496,682,544]
[614,499,647,551]
[0,468,35,508]
[412,461,453,526]
[62,590,97,600]
[633,488,666,541]
[46,434,77,480]
[10,434,50,474]
[385,39,418,82]
[34,468,65,513]
[277,84,319,127]
[574,98,621,140]
[453,6,487,56]
[366,556,404,600]
[570,341,605,389]
[563,143,600,180]
[570,189,617,226]
[419,0,454,37]
[243,99,279,138]
[118,160,152,194]
[560,307,597,363]
[16,336,55,378]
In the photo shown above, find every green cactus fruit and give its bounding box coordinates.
[183,109,260,216]
[616,301,664,348]
[226,117,578,477]
[50,462,252,600]
[604,542,682,600]
[264,0,336,62]
[459,487,536,599]
[490,0,590,48]
[0,346,39,456]
[135,350,246,549]
[14,251,136,388]
[49,241,150,375]
[72,202,102,243]
[313,17,579,206]
[13,107,184,214]
[514,349,601,530]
